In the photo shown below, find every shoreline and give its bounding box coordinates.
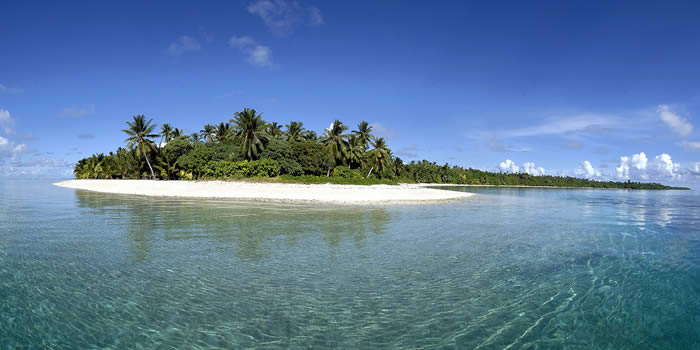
[54,179,475,205]
[419,184,690,190]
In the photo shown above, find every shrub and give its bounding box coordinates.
[201,158,280,178]
[162,136,192,160]
[178,143,216,178]
[332,165,362,178]
[261,138,303,175]
[290,140,332,176]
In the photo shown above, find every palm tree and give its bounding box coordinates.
[172,128,184,138]
[231,108,269,160]
[200,124,216,143]
[153,151,180,180]
[214,122,233,143]
[284,121,305,142]
[320,120,349,176]
[113,147,138,178]
[347,135,365,169]
[302,130,318,141]
[352,121,374,150]
[266,122,283,138]
[366,137,391,178]
[160,123,173,145]
[190,132,202,143]
[122,114,158,178]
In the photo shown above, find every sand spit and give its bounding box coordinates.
[54,180,475,204]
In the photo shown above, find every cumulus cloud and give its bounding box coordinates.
[649,153,681,180]
[498,159,519,173]
[521,162,546,176]
[498,160,546,175]
[575,160,601,179]
[688,163,700,177]
[616,152,648,180]
[60,105,95,118]
[616,152,681,181]
[247,0,323,34]
[0,109,16,135]
[657,105,693,137]
[167,35,201,55]
[0,83,23,94]
[228,35,276,68]
[370,122,399,140]
[680,141,700,152]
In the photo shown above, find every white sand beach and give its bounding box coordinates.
[54,180,475,204]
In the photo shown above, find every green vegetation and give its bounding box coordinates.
[73,108,688,190]
[401,161,688,190]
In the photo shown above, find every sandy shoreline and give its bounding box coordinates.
[54,180,475,204]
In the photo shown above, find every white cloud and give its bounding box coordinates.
[502,114,615,138]
[370,122,400,140]
[167,35,201,56]
[0,136,27,159]
[522,162,546,176]
[396,144,418,159]
[657,105,692,137]
[688,163,700,176]
[228,35,256,49]
[78,133,95,140]
[575,160,601,179]
[562,141,583,150]
[616,152,681,181]
[0,83,23,94]
[497,160,546,175]
[488,137,531,152]
[248,45,274,67]
[60,105,95,118]
[616,152,648,180]
[498,159,519,173]
[680,141,700,152]
[2,157,73,177]
[0,109,16,135]
[228,35,276,68]
[649,153,681,180]
[308,7,323,26]
[247,0,323,34]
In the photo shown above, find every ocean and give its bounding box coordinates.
[1,179,699,348]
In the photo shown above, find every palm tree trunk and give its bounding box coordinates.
[144,154,155,179]
[366,166,374,178]
[327,167,331,177]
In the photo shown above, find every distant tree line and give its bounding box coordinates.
[73,108,688,190]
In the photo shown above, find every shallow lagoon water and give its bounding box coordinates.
[1,180,699,349]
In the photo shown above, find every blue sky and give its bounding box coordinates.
[1,0,700,185]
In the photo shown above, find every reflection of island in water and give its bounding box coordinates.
[74,190,392,262]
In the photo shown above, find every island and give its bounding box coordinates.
[64,108,689,201]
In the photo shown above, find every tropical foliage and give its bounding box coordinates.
[73,108,687,189]
[122,115,159,178]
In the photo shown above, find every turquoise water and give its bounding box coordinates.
[1,180,699,349]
